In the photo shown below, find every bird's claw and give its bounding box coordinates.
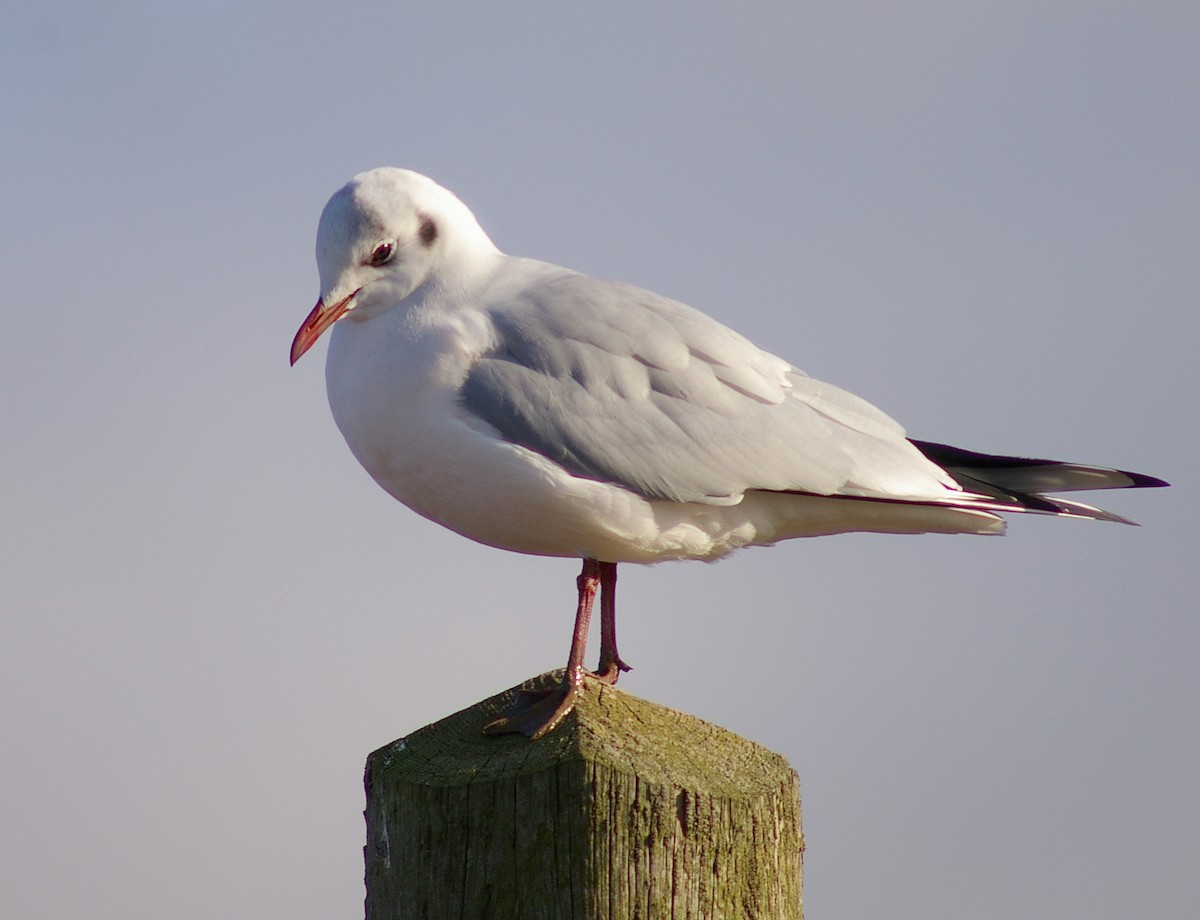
[483,674,584,740]
[595,656,632,685]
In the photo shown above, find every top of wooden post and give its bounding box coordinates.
[367,670,795,795]
[366,672,804,919]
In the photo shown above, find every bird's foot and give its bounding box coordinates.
[594,655,632,685]
[483,671,587,740]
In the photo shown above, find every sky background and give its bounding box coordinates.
[3,3,1197,918]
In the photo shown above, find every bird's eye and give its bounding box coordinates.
[368,241,395,266]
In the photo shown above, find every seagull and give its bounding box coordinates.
[291,167,1167,739]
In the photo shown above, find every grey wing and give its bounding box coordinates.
[461,265,956,505]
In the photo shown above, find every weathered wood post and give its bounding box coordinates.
[364,671,803,919]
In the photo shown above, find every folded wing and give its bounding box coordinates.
[462,265,960,506]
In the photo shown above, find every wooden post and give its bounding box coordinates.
[364,672,804,919]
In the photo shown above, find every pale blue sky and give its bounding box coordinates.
[3,3,1197,918]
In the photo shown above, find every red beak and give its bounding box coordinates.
[290,291,356,366]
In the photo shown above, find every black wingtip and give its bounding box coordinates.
[1122,471,1170,489]
[910,439,1169,490]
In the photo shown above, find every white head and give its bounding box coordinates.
[290,168,499,365]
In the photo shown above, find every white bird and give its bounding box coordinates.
[291,168,1166,739]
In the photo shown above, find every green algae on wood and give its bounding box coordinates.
[365,672,804,919]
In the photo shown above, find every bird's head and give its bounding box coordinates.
[290,167,498,365]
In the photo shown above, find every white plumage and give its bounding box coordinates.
[290,167,1165,737]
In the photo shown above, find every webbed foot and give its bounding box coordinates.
[483,674,584,740]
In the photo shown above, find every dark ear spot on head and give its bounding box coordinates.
[418,214,438,247]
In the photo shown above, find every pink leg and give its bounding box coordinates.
[484,558,604,740]
[565,558,602,683]
[596,562,631,684]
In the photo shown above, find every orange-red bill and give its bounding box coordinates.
[290,292,356,365]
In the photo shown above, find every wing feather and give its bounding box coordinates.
[461,265,954,505]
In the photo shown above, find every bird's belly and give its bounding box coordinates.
[325,358,782,562]
[329,388,679,560]
[322,325,675,560]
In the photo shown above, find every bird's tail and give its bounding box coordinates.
[910,440,1169,525]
